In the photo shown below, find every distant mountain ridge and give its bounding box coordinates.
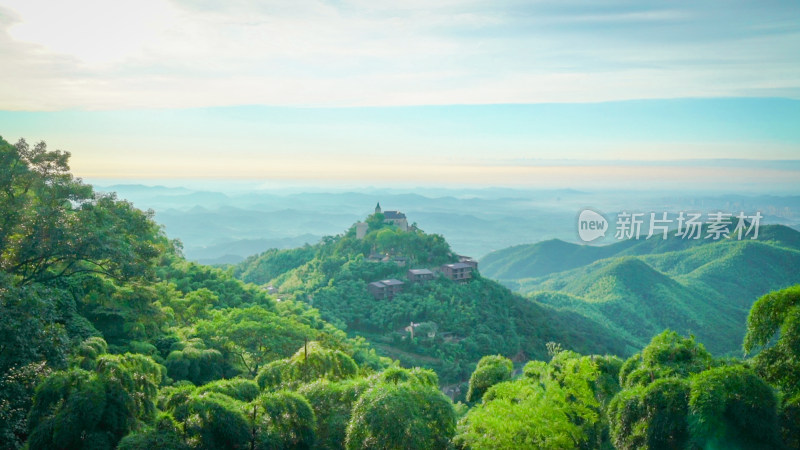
[481,224,799,281]
[482,225,800,355]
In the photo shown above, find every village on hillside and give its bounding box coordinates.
[361,203,479,300]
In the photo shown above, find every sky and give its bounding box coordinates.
[1,0,799,188]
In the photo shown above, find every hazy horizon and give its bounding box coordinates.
[2,1,800,189]
[3,98,800,190]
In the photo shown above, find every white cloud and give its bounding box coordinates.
[0,0,799,110]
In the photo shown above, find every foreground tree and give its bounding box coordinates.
[250,391,316,449]
[688,365,780,449]
[744,285,800,397]
[744,285,800,448]
[465,355,513,403]
[610,331,783,449]
[27,351,163,449]
[608,378,691,449]
[1,138,162,286]
[618,330,713,388]
[346,377,455,449]
[298,378,371,450]
[456,351,606,449]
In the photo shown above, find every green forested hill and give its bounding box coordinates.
[231,216,636,384]
[484,226,800,355]
[3,136,799,449]
[0,137,387,448]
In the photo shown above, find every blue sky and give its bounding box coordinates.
[0,1,799,187]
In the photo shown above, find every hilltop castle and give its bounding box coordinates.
[356,202,409,239]
[375,202,408,231]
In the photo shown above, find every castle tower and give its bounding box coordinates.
[375,202,382,214]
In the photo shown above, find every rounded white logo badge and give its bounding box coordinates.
[578,209,608,242]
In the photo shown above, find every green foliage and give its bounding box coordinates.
[592,355,623,406]
[250,390,316,449]
[378,366,439,387]
[195,306,318,377]
[27,353,163,450]
[0,362,51,450]
[6,136,800,450]
[298,378,371,450]
[619,330,713,388]
[466,355,513,403]
[233,213,635,385]
[481,238,631,280]
[0,137,396,449]
[170,287,219,323]
[0,273,71,374]
[780,394,800,450]
[73,336,109,370]
[233,245,316,285]
[345,381,456,450]
[743,284,800,397]
[283,264,629,384]
[171,391,252,450]
[456,352,604,449]
[158,257,275,309]
[610,331,783,449]
[256,342,359,390]
[165,339,225,385]
[117,413,190,450]
[161,385,317,450]
[0,138,162,286]
[688,365,780,449]
[608,378,690,450]
[196,378,260,402]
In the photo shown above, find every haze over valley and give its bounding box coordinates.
[94,182,800,265]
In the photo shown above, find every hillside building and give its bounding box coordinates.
[441,262,473,282]
[458,256,478,270]
[367,279,405,299]
[408,268,435,283]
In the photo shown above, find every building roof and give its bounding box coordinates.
[368,281,386,288]
[379,279,405,286]
[383,210,406,220]
[444,263,472,270]
[408,269,433,275]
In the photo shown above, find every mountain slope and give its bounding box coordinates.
[480,230,716,281]
[497,225,800,355]
[532,257,743,353]
[232,216,636,384]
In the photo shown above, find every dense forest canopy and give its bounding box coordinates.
[1,136,798,449]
